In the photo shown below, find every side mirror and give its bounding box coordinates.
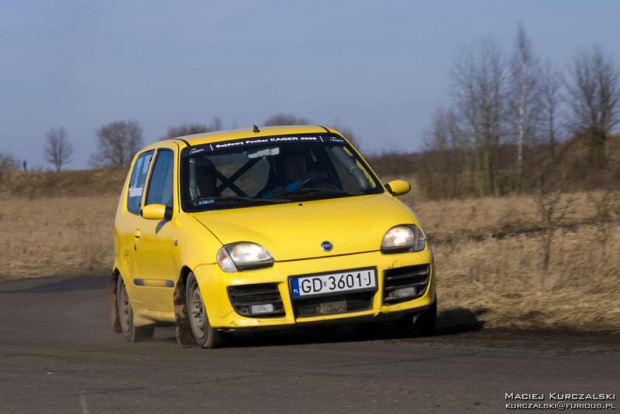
[385,179,411,196]
[141,204,172,221]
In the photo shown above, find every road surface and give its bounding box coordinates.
[0,276,618,414]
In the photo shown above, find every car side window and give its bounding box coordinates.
[127,151,154,215]
[146,149,175,208]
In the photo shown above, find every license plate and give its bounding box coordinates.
[290,268,377,299]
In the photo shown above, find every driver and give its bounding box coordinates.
[262,151,327,198]
[195,157,216,198]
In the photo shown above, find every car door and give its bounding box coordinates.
[117,150,154,308]
[133,145,180,313]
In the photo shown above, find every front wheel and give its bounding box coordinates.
[394,300,437,338]
[186,273,226,349]
[414,300,437,336]
[117,277,154,342]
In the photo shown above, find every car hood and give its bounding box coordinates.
[192,194,417,261]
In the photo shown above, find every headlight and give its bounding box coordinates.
[217,242,274,272]
[381,225,426,253]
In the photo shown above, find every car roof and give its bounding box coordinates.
[162,125,337,148]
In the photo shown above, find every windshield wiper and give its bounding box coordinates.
[276,188,351,199]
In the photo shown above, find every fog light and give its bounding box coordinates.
[250,304,275,315]
[388,287,416,301]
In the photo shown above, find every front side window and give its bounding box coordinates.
[127,151,153,215]
[180,134,382,212]
[146,149,175,208]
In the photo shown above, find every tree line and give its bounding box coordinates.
[2,24,618,200]
[418,24,620,199]
[0,114,358,172]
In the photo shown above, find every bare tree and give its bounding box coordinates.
[539,60,564,161]
[509,24,541,190]
[165,123,211,139]
[90,120,144,167]
[0,152,19,171]
[567,47,620,167]
[211,116,223,132]
[263,113,312,126]
[534,176,575,271]
[162,117,223,140]
[419,108,473,198]
[451,38,508,196]
[587,185,620,259]
[44,127,74,171]
[0,151,20,184]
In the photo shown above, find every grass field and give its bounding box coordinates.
[407,194,620,332]
[0,196,118,279]
[0,170,618,332]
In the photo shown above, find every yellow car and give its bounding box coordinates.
[109,126,436,348]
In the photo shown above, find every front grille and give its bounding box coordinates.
[294,292,374,318]
[383,265,430,305]
[227,284,285,318]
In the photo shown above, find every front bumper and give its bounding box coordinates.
[194,249,435,330]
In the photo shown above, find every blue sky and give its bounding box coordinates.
[1,0,619,169]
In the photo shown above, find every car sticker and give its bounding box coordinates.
[186,135,334,156]
[128,187,143,197]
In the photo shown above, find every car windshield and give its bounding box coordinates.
[180,134,383,211]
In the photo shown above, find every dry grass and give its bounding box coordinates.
[0,168,124,278]
[403,187,602,240]
[402,187,620,333]
[433,225,620,332]
[0,168,128,200]
[0,171,618,332]
[0,196,118,279]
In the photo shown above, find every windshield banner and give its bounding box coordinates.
[186,134,344,156]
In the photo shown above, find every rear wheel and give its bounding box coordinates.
[117,277,154,342]
[186,272,226,349]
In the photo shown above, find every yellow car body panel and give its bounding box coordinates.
[192,194,416,261]
[113,126,436,334]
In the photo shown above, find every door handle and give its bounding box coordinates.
[134,230,141,239]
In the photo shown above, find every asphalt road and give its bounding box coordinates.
[0,276,618,414]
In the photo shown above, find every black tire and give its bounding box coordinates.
[414,300,437,337]
[108,274,122,333]
[186,272,226,349]
[117,277,154,343]
[394,300,437,338]
[394,313,415,338]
